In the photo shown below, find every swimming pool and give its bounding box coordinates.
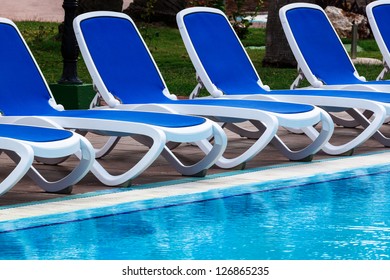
[0,155,389,260]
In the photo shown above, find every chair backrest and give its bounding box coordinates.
[279,3,363,86]
[177,7,268,96]
[367,1,390,69]
[0,19,59,116]
[74,12,171,105]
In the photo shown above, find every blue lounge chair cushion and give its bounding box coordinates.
[182,8,390,93]
[160,99,313,114]
[78,16,314,115]
[285,7,358,85]
[183,10,390,93]
[370,4,390,55]
[79,17,169,104]
[184,13,265,94]
[79,15,267,97]
[285,6,390,86]
[181,12,267,95]
[0,22,207,128]
[41,110,206,128]
[0,124,73,142]
[269,88,390,103]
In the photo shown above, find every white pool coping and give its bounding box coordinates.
[1,150,390,227]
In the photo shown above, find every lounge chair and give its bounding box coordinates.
[175,6,390,153]
[0,17,227,186]
[367,1,390,81]
[279,2,390,91]
[0,123,94,195]
[73,11,334,168]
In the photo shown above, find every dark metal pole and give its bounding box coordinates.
[58,0,82,84]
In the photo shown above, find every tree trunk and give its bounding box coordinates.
[262,0,316,68]
[263,0,307,67]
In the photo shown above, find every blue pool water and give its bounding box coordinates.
[0,167,390,260]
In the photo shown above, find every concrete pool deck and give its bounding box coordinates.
[2,122,390,210]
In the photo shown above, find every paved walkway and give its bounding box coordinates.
[0,0,133,22]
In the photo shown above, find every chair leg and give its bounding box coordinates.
[313,105,386,155]
[253,110,334,161]
[94,136,121,158]
[331,109,373,128]
[347,108,390,147]
[196,114,278,169]
[161,123,227,175]
[89,127,166,186]
[223,122,265,139]
[23,137,95,193]
[0,139,34,195]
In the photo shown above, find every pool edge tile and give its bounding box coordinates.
[1,151,390,231]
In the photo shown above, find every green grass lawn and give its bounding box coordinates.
[17,21,387,97]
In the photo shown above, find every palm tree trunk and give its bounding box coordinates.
[262,0,316,68]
